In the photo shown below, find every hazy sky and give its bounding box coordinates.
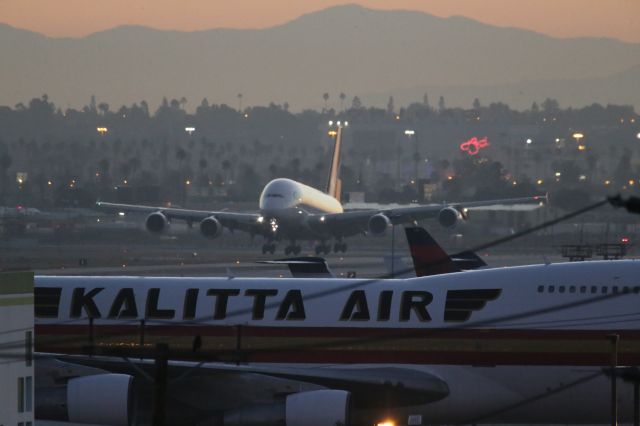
[1,0,639,42]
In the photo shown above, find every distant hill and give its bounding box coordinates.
[1,4,639,110]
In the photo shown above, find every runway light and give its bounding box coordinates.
[328,120,333,126]
[537,179,544,185]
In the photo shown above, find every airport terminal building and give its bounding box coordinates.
[0,272,34,425]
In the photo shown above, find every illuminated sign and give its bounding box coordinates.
[460,137,489,155]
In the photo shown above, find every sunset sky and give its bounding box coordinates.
[1,0,639,42]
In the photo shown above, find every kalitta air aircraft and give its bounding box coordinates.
[35,260,640,426]
[96,123,545,255]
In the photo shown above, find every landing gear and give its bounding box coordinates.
[262,242,276,254]
[284,243,301,256]
[314,243,331,255]
[333,240,347,253]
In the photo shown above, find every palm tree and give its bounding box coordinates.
[339,92,346,111]
[322,93,329,111]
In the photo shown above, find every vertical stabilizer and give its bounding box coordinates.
[326,126,343,202]
[405,227,457,277]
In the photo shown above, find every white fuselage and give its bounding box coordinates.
[35,260,640,423]
[260,178,341,216]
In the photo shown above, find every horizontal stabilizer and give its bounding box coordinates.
[258,257,334,278]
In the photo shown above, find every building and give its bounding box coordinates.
[0,272,34,426]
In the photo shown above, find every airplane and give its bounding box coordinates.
[34,260,640,425]
[96,124,545,255]
[404,226,486,277]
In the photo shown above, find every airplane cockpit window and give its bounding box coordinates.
[266,193,285,198]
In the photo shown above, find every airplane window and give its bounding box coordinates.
[549,285,555,293]
[537,285,544,293]
[266,193,284,198]
[559,286,565,293]
[602,287,608,294]
[580,286,587,293]
[591,286,597,294]
[612,286,619,294]
[569,286,576,293]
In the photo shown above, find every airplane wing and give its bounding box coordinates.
[37,355,449,424]
[309,195,546,237]
[95,201,264,235]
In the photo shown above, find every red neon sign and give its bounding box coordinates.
[460,137,489,155]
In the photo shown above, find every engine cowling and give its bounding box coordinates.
[438,207,463,228]
[145,211,169,233]
[368,213,391,236]
[200,216,223,238]
[286,390,351,426]
[67,374,133,426]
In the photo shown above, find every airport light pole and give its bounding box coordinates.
[405,130,420,201]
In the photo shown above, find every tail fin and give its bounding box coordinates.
[326,126,343,202]
[405,227,458,277]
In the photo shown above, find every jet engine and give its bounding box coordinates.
[200,216,223,238]
[286,390,351,426]
[67,374,134,426]
[368,213,391,236]
[438,207,464,228]
[145,211,169,233]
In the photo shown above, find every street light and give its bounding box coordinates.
[185,127,195,135]
[636,132,640,140]
[572,132,584,143]
[96,127,108,135]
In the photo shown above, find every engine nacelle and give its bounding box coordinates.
[200,216,223,238]
[67,374,133,426]
[286,390,351,426]
[145,211,169,234]
[438,207,463,228]
[368,213,391,236]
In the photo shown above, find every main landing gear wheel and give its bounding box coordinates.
[315,244,331,255]
[262,243,276,254]
[285,245,302,255]
[333,242,347,253]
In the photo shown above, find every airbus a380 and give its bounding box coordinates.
[97,124,544,255]
[34,260,640,425]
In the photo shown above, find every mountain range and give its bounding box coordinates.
[1,4,639,111]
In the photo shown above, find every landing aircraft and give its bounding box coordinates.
[96,124,545,255]
[35,260,640,425]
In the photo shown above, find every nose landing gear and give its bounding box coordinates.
[284,243,301,255]
[262,241,276,254]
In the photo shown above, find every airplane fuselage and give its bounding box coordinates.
[35,261,640,423]
[258,178,343,240]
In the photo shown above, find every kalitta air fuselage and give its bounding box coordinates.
[35,260,640,365]
[34,260,640,424]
